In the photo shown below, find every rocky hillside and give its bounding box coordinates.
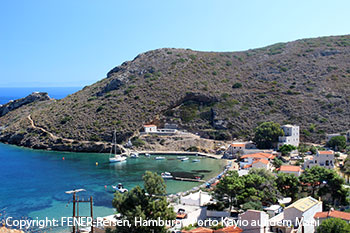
[1,35,350,151]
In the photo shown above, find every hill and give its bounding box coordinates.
[1,35,350,151]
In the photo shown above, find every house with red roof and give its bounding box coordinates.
[277,165,302,177]
[314,209,350,224]
[144,124,157,133]
[240,152,275,170]
[227,143,246,158]
[304,150,335,169]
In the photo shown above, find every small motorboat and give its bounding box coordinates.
[112,183,128,193]
[192,159,200,162]
[155,156,165,160]
[130,153,139,158]
[145,153,151,157]
[161,172,173,179]
[181,157,189,161]
[177,156,186,160]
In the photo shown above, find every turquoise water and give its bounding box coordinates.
[0,143,225,224]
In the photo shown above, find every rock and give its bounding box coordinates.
[0,92,51,117]
[96,78,124,96]
[320,50,341,56]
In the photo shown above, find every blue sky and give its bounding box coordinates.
[1,0,349,87]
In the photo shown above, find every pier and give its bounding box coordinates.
[173,177,206,182]
[136,150,222,159]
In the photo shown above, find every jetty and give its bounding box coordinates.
[173,177,205,182]
[137,151,222,159]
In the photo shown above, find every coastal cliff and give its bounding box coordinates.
[1,35,350,151]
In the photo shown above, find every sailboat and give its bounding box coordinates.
[109,130,127,163]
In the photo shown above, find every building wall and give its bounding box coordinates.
[280,170,301,177]
[307,152,335,169]
[278,125,300,148]
[144,126,157,133]
[252,161,269,170]
[239,210,269,233]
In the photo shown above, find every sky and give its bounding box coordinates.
[1,0,350,87]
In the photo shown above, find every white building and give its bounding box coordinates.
[144,124,157,133]
[270,196,322,233]
[239,210,269,233]
[240,152,275,169]
[278,125,300,148]
[277,165,302,177]
[227,143,246,155]
[304,150,335,169]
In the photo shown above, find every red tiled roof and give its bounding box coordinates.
[318,150,334,155]
[278,165,301,172]
[182,227,214,233]
[214,226,243,233]
[252,159,269,165]
[314,210,350,221]
[241,153,275,159]
[243,164,252,169]
[144,124,157,127]
[230,143,245,147]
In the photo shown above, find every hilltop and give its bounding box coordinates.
[1,35,350,152]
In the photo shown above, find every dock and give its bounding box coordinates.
[137,150,222,159]
[173,177,206,182]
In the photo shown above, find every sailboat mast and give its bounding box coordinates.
[114,130,117,155]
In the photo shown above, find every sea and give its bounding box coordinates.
[0,87,225,232]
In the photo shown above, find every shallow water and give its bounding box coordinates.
[0,143,225,223]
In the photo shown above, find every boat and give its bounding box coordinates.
[192,159,200,162]
[109,130,127,163]
[109,155,127,163]
[181,157,189,161]
[155,156,165,160]
[112,183,128,193]
[161,172,173,179]
[130,152,139,158]
[145,153,151,157]
[177,156,186,160]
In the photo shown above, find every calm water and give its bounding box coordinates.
[0,87,82,104]
[0,87,225,231]
[0,144,225,226]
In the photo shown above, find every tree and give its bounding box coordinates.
[317,218,350,233]
[300,166,349,207]
[214,171,244,211]
[272,157,283,168]
[342,155,350,175]
[276,173,300,201]
[215,170,280,210]
[111,171,176,233]
[279,144,297,156]
[327,136,347,151]
[253,122,284,149]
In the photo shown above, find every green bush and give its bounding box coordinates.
[232,82,242,88]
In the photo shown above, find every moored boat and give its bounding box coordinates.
[192,159,200,162]
[155,156,165,160]
[109,155,127,163]
[181,157,189,161]
[109,130,127,163]
[161,172,173,179]
[112,183,128,193]
[130,152,139,158]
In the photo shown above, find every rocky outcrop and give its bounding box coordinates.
[0,92,51,117]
